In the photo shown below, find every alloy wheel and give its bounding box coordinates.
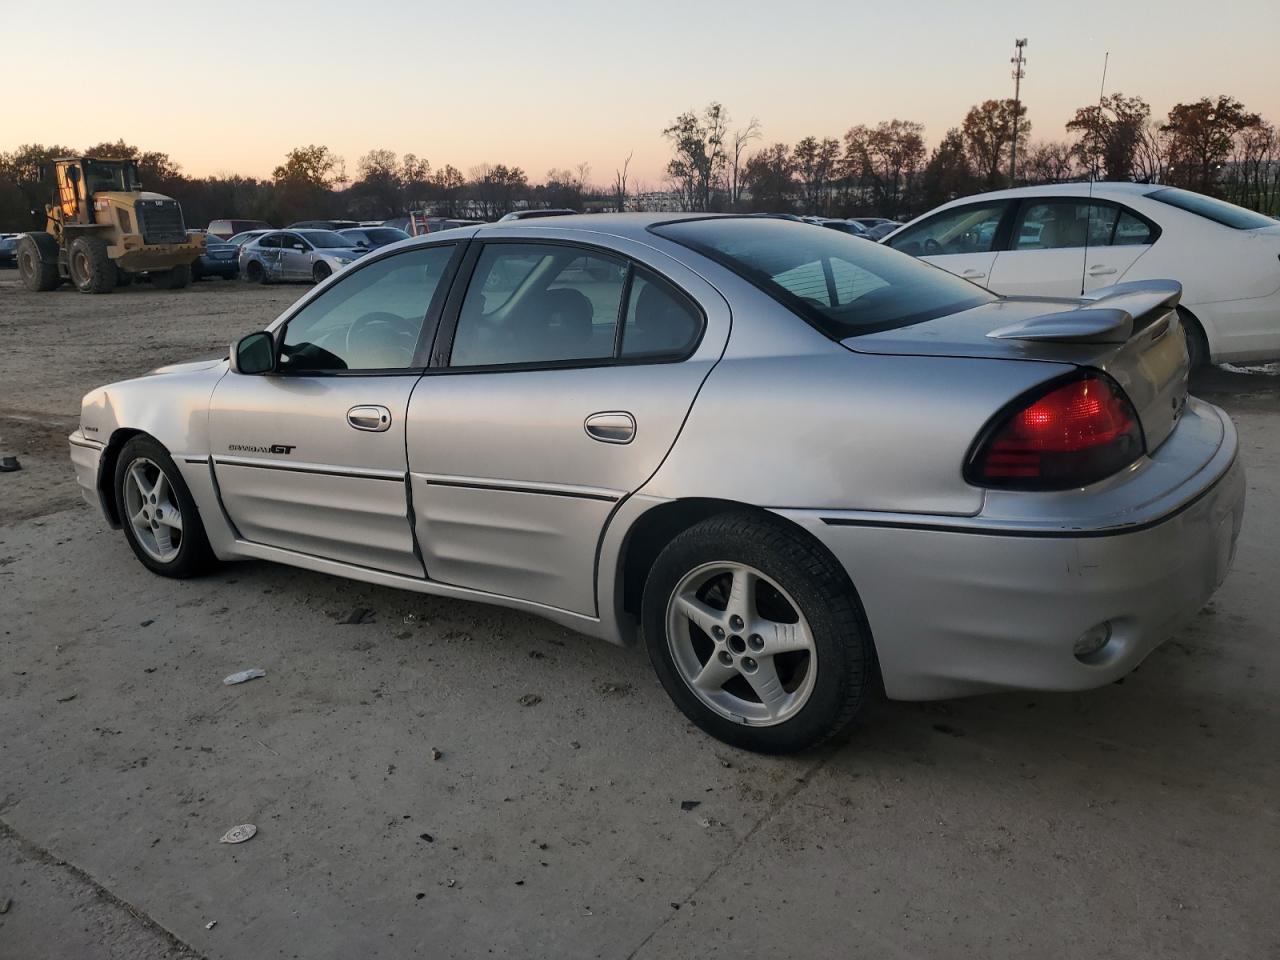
[665,561,817,726]
[122,457,184,563]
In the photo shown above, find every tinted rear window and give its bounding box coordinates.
[1147,188,1275,230]
[652,217,995,338]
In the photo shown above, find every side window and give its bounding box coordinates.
[887,203,1007,256]
[281,233,308,250]
[621,270,702,358]
[279,246,454,372]
[1114,210,1154,246]
[258,233,282,249]
[451,244,627,367]
[1014,201,1119,250]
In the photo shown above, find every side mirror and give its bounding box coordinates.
[230,331,275,375]
[292,243,306,251]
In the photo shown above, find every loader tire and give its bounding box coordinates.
[68,235,115,294]
[17,233,61,292]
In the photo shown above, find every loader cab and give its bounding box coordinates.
[51,158,141,224]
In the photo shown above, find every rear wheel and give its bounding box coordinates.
[152,264,191,290]
[115,266,134,287]
[245,259,266,284]
[642,511,874,754]
[312,262,332,283]
[17,233,61,291]
[190,259,203,281]
[113,436,215,578]
[1179,308,1210,369]
[68,235,115,294]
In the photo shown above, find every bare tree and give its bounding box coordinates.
[729,117,761,210]
[662,103,729,211]
[613,150,633,212]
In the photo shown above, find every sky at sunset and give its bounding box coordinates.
[3,0,1278,188]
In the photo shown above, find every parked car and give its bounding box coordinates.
[497,208,577,222]
[287,219,360,231]
[207,219,272,241]
[864,221,902,241]
[191,234,241,281]
[226,229,272,248]
[850,217,893,230]
[803,217,869,237]
[0,233,18,268]
[883,183,1280,366]
[69,215,1244,754]
[383,215,484,235]
[338,226,410,251]
[238,229,367,284]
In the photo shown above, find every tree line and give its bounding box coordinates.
[671,93,1279,218]
[0,91,1276,231]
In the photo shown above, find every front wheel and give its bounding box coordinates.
[642,512,874,754]
[152,264,191,290]
[312,262,332,284]
[113,436,215,578]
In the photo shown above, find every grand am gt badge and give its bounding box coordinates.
[228,443,297,455]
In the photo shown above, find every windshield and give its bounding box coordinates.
[299,230,355,248]
[83,160,138,193]
[1147,187,1275,230]
[652,217,996,338]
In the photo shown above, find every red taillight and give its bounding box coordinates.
[967,373,1145,489]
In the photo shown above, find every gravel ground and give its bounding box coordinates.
[1,273,1277,959]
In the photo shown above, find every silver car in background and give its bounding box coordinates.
[239,229,367,284]
[69,215,1244,753]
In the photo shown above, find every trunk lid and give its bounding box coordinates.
[844,280,1191,453]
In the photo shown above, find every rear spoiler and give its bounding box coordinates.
[987,280,1182,344]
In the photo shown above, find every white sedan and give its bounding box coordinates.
[883,183,1280,366]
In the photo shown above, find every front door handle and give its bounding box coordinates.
[584,411,635,444]
[347,405,392,432]
[1088,265,1118,276]
[961,268,986,279]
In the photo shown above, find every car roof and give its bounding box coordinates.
[474,212,720,242]
[936,181,1158,207]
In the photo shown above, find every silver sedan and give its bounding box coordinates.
[69,215,1245,753]
[239,229,366,284]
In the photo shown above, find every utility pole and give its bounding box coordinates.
[1010,38,1028,187]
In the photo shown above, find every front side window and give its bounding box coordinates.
[655,217,993,339]
[297,230,351,248]
[886,202,1008,257]
[257,233,283,249]
[451,245,628,367]
[280,233,308,251]
[278,246,454,372]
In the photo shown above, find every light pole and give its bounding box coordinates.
[1010,38,1028,186]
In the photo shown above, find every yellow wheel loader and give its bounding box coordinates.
[16,157,204,294]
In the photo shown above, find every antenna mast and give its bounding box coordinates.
[1081,51,1110,295]
[1009,38,1028,187]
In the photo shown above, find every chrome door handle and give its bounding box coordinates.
[1088,265,1117,276]
[584,411,635,444]
[347,405,392,432]
[961,269,986,279]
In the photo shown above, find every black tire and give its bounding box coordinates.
[113,435,215,578]
[17,233,61,291]
[68,234,115,294]
[115,266,134,287]
[190,259,203,281]
[152,264,192,290]
[312,262,332,284]
[642,511,874,754]
[245,259,267,284]
[1179,308,1210,369]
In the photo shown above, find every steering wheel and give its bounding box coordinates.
[922,237,943,255]
[344,312,418,367]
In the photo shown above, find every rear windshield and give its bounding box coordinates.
[652,217,996,338]
[1146,188,1275,230]
[298,230,354,248]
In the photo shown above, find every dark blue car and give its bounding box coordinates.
[192,234,240,281]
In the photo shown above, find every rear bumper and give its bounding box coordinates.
[785,400,1245,700]
[68,431,111,520]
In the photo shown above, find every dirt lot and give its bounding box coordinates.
[1,274,1278,959]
